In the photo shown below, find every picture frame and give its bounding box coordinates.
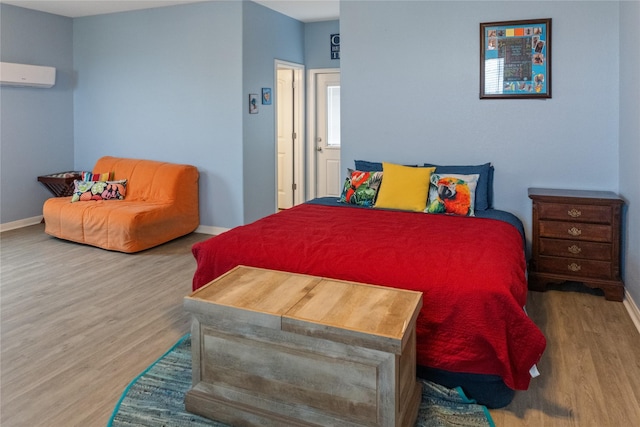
[480,18,551,99]
[262,88,272,105]
[249,93,258,114]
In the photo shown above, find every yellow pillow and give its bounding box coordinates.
[374,163,435,212]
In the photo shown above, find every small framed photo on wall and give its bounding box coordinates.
[249,93,258,114]
[262,88,272,105]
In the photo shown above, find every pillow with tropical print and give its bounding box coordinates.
[425,173,479,216]
[71,179,127,203]
[339,169,383,207]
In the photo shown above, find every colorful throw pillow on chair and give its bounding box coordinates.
[425,173,479,216]
[71,179,127,202]
[339,169,383,207]
[81,171,112,181]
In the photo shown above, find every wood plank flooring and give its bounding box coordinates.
[491,286,640,426]
[1,224,210,426]
[1,224,639,426]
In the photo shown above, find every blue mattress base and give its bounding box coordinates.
[417,366,515,408]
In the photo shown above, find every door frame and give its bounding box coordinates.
[306,68,340,200]
[274,60,305,209]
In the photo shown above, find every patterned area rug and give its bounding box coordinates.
[108,335,495,427]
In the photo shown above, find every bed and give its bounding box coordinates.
[191,162,546,408]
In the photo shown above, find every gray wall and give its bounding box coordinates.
[242,1,305,224]
[0,4,74,224]
[619,0,640,303]
[341,1,619,235]
[305,20,340,69]
[73,2,244,229]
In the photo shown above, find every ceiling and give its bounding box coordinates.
[0,0,339,22]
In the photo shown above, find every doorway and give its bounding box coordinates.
[275,61,304,211]
[307,69,341,199]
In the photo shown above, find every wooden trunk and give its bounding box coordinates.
[184,266,423,427]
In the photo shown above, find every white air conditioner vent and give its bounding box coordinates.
[0,62,56,88]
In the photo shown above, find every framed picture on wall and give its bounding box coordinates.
[262,88,272,105]
[249,94,258,114]
[480,18,551,99]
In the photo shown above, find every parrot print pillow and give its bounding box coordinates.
[71,179,127,202]
[339,169,383,207]
[425,173,479,216]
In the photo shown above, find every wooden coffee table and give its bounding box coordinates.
[184,265,423,427]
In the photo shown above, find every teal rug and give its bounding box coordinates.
[108,335,495,427]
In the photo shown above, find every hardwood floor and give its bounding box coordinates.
[1,224,639,426]
[491,287,640,426]
[0,224,210,426]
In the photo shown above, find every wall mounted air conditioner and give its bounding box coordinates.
[0,62,56,88]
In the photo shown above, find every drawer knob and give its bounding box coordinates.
[568,227,582,237]
[568,208,582,218]
[568,263,582,272]
[567,245,582,254]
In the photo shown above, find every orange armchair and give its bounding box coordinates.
[43,156,199,253]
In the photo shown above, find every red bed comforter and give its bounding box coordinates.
[192,203,546,390]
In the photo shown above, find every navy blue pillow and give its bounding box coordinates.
[354,160,383,171]
[423,163,493,210]
[354,160,419,171]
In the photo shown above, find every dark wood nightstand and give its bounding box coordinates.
[528,188,625,301]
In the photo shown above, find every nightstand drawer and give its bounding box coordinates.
[537,202,612,224]
[538,256,612,280]
[539,221,611,242]
[539,238,611,261]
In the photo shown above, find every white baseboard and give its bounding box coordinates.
[195,225,229,236]
[0,216,43,232]
[624,290,640,336]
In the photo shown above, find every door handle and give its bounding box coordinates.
[316,147,323,152]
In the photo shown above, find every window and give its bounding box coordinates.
[484,58,504,95]
[326,85,340,147]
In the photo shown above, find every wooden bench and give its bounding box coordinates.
[184,265,423,427]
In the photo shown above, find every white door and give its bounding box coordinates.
[277,68,294,209]
[315,72,341,198]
